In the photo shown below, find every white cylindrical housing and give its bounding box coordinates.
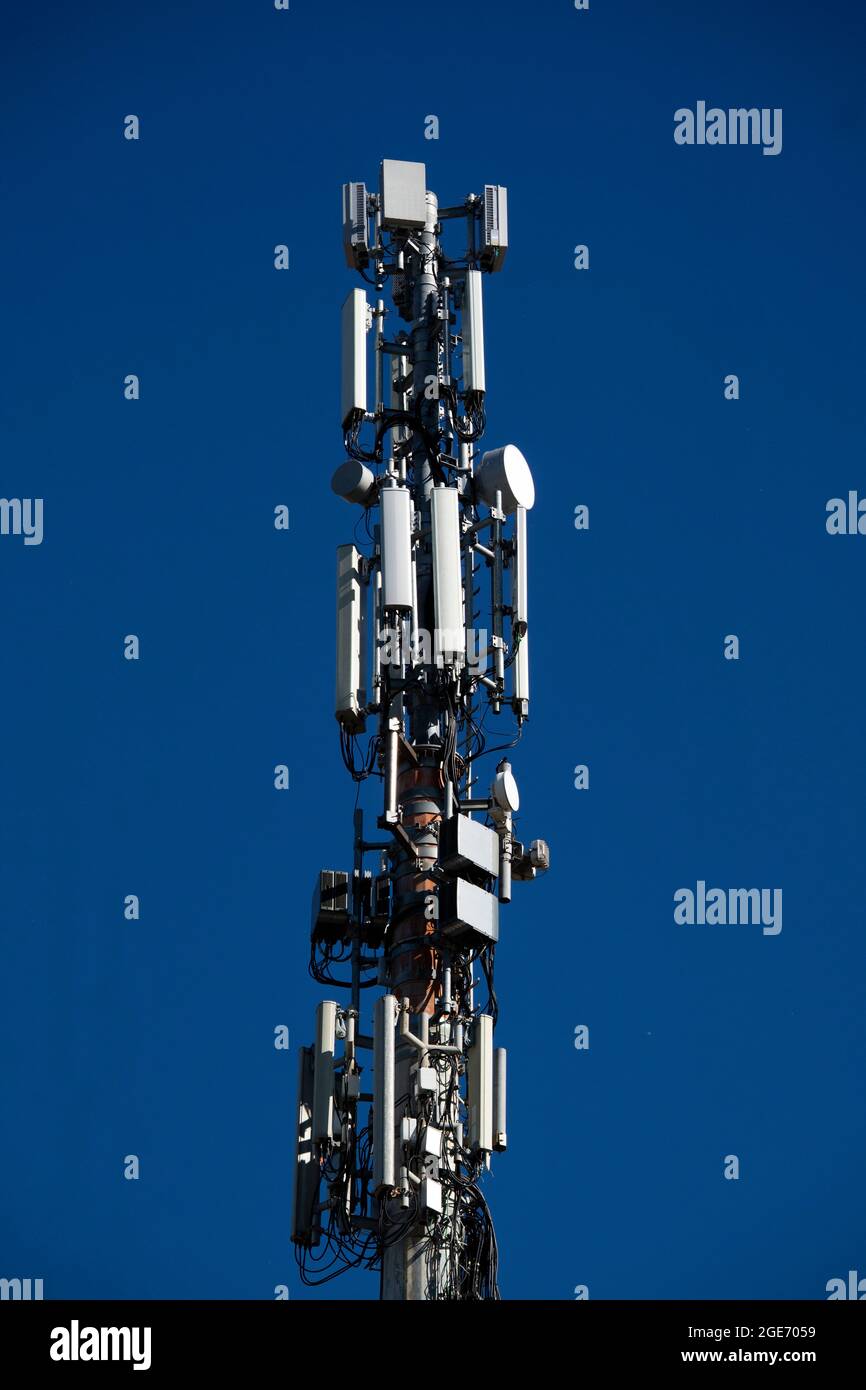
[380,485,414,612]
[493,1046,507,1151]
[431,486,465,666]
[331,459,375,506]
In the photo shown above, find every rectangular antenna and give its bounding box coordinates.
[493,1047,507,1152]
[341,288,367,427]
[380,486,414,613]
[462,270,486,394]
[467,1014,494,1153]
[373,994,397,1191]
[512,505,529,715]
[311,1000,337,1145]
[431,486,465,666]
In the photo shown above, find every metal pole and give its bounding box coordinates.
[381,189,454,1301]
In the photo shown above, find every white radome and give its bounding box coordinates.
[476,444,536,514]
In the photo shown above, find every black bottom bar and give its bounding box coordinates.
[1,1299,861,1374]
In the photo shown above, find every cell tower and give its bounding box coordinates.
[291,159,548,1301]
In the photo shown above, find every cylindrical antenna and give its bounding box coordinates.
[380,485,414,614]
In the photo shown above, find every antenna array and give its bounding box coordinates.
[291,159,549,1301]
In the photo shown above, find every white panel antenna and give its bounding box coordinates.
[341,288,368,428]
[467,1013,494,1153]
[373,994,397,1192]
[462,269,486,395]
[431,486,465,666]
[380,485,414,613]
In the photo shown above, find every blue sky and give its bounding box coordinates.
[1,0,864,1299]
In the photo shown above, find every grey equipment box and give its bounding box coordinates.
[439,878,499,946]
[380,159,428,230]
[439,813,499,884]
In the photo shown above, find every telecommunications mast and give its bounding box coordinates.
[291,159,548,1301]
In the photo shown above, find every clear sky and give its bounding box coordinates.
[2,0,864,1300]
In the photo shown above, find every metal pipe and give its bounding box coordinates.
[399,1003,461,1055]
